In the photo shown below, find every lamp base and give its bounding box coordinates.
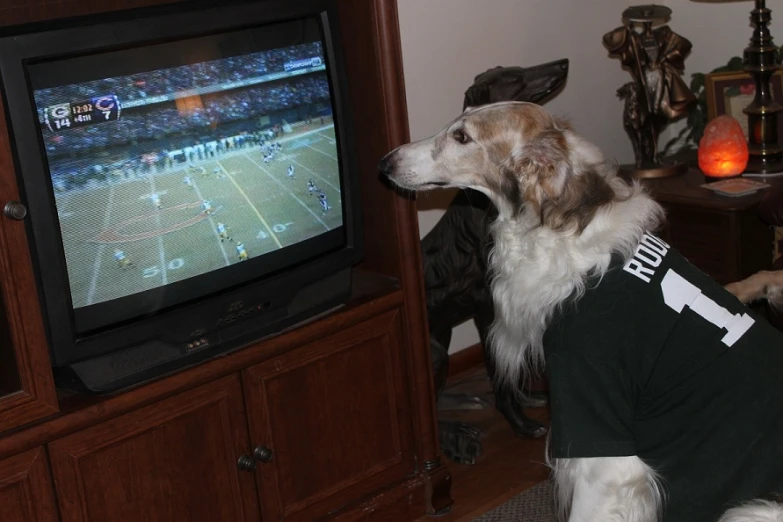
[703,173,743,181]
[744,154,783,175]
[619,161,688,179]
[742,0,783,176]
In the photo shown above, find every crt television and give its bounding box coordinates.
[0,0,363,393]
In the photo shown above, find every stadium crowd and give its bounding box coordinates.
[43,75,330,158]
[35,42,323,108]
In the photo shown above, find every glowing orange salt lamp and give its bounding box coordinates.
[698,115,749,178]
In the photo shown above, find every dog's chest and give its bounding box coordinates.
[489,225,584,310]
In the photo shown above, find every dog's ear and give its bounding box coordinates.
[510,128,616,232]
[512,129,572,202]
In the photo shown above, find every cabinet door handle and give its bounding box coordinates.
[236,455,256,472]
[3,201,27,221]
[253,446,273,463]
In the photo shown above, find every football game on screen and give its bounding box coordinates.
[33,41,344,310]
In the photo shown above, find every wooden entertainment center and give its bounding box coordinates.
[0,1,452,520]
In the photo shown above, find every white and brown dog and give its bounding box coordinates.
[380,101,783,522]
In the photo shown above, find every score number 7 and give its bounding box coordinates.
[661,269,754,347]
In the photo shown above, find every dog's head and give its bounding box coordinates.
[379,101,617,231]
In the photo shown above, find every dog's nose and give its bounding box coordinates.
[378,151,395,177]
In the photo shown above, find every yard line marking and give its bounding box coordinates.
[277,123,334,144]
[217,160,284,249]
[148,175,168,285]
[305,143,338,161]
[244,153,330,231]
[289,157,339,192]
[86,186,115,305]
[191,175,231,266]
[316,132,336,144]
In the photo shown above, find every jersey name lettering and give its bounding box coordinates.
[623,233,670,283]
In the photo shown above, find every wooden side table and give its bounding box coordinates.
[642,169,774,285]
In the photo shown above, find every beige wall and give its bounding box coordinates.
[397,0,783,351]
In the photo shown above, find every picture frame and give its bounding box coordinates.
[704,69,783,140]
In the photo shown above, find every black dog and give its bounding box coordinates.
[423,59,568,464]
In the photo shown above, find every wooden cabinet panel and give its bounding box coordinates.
[48,375,259,522]
[243,309,414,521]
[0,447,58,522]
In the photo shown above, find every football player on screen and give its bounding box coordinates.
[236,242,248,261]
[287,164,295,179]
[113,249,133,269]
[217,222,233,242]
[318,191,331,214]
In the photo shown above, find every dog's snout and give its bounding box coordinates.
[378,151,396,177]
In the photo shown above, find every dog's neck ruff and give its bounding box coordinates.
[486,180,663,386]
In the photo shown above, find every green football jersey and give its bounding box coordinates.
[544,233,783,522]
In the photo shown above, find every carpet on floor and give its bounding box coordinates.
[472,480,556,522]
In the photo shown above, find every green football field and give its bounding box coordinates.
[54,124,343,308]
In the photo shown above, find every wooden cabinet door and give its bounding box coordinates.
[0,99,59,434]
[243,309,414,521]
[48,374,259,522]
[0,447,58,522]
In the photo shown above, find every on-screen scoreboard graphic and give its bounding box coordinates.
[44,94,121,131]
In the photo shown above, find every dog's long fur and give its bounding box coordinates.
[380,101,783,521]
[549,455,665,522]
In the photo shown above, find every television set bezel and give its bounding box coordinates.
[0,0,363,373]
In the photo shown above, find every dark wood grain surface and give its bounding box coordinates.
[0,82,59,435]
[0,447,59,522]
[48,374,258,522]
[244,309,413,521]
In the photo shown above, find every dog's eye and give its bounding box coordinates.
[452,129,472,144]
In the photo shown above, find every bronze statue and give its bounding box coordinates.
[604,5,695,178]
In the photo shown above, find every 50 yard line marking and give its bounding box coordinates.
[217,160,283,249]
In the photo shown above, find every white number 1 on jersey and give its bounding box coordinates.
[661,269,754,347]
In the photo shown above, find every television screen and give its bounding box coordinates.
[25,16,347,335]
